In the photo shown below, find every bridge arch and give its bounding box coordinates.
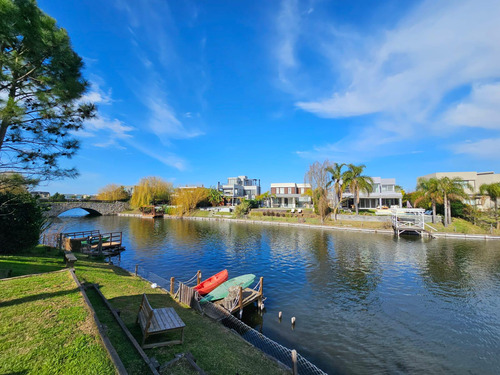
[56,207,102,216]
[44,201,130,217]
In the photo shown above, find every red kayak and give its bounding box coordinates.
[194,269,229,295]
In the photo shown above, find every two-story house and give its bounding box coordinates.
[270,183,312,208]
[339,177,402,210]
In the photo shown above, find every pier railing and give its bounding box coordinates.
[134,266,327,375]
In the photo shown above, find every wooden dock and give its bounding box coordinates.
[213,277,264,315]
[61,230,125,260]
[391,208,429,237]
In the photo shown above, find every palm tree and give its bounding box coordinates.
[343,164,374,215]
[479,182,500,230]
[326,163,347,220]
[208,187,224,207]
[437,177,470,227]
[415,177,441,224]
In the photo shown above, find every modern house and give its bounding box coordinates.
[270,183,312,208]
[218,176,261,204]
[418,171,500,210]
[337,177,403,209]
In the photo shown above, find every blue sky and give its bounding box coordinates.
[38,0,500,194]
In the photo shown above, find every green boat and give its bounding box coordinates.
[200,274,256,303]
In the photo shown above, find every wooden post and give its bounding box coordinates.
[196,270,201,285]
[238,286,243,317]
[170,277,175,295]
[135,264,138,276]
[258,276,264,308]
[291,349,298,375]
[98,235,103,256]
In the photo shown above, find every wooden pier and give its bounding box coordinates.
[391,208,428,237]
[213,277,264,315]
[60,230,125,260]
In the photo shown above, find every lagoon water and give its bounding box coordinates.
[54,211,500,374]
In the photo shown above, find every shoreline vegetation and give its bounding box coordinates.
[119,208,500,238]
[0,246,288,375]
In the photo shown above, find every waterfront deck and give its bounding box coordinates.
[213,285,264,315]
[391,208,428,237]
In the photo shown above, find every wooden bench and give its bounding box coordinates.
[63,250,77,268]
[136,294,185,349]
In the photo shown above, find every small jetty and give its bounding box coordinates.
[213,277,264,315]
[59,230,125,260]
[391,208,428,237]
[141,205,164,218]
[168,272,264,318]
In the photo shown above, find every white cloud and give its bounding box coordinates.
[124,139,187,171]
[80,81,113,105]
[297,0,500,118]
[145,95,203,143]
[276,0,500,161]
[86,116,134,139]
[443,83,500,130]
[452,138,500,159]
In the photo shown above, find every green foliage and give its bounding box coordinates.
[207,187,223,207]
[343,164,374,215]
[234,199,251,217]
[0,192,45,253]
[50,191,66,202]
[0,0,96,180]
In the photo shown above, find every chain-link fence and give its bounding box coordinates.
[135,266,327,375]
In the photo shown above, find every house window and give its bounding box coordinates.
[288,188,292,194]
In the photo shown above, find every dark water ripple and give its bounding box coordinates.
[52,213,500,374]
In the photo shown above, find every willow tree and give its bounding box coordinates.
[96,184,130,201]
[173,187,209,216]
[0,0,95,180]
[479,182,500,230]
[130,176,173,208]
[343,164,373,215]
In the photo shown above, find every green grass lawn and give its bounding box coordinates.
[0,269,115,375]
[0,247,287,375]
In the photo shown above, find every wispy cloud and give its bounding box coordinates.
[452,138,500,159]
[124,139,188,171]
[275,0,500,161]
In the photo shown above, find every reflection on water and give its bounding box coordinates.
[52,215,500,374]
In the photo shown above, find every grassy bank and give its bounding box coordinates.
[0,267,115,375]
[179,209,499,235]
[0,246,287,375]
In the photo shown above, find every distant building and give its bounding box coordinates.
[418,171,500,209]
[270,183,312,208]
[31,191,50,199]
[338,177,403,209]
[218,176,261,204]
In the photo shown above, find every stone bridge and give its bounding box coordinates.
[44,201,130,217]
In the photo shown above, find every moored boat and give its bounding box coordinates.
[193,269,228,295]
[200,274,256,303]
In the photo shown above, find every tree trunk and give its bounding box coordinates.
[495,201,499,230]
[447,199,452,226]
[355,191,359,215]
[443,194,448,227]
[432,199,436,224]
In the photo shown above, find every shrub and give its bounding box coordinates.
[235,200,251,217]
[0,192,46,253]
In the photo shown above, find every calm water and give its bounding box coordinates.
[53,212,500,374]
